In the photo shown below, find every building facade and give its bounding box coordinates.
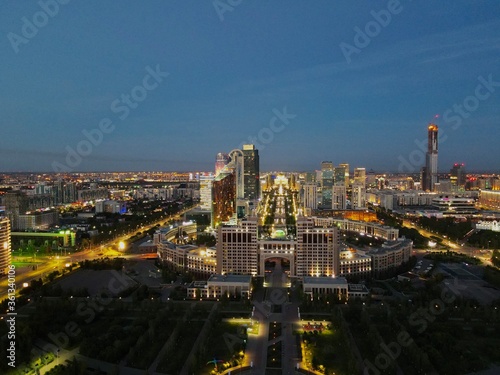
[479,190,500,210]
[296,217,340,277]
[212,172,236,226]
[0,216,12,275]
[303,183,318,211]
[422,124,439,192]
[216,218,259,275]
[18,210,59,231]
[242,144,260,201]
[321,161,334,208]
[199,173,214,211]
[332,185,347,210]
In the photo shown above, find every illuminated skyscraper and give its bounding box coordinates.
[303,183,318,210]
[334,166,347,187]
[332,185,346,210]
[354,167,366,188]
[216,217,258,275]
[215,152,230,177]
[199,173,214,210]
[212,171,236,227]
[242,144,260,201]
[422,124,438,191]
[450,163,466,192]
[321,161,334,208]
[0,216,11,275]
[338,163,350,188]
[351,184,366,210]
[296,217,340,277]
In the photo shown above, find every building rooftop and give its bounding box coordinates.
[303,276,348,286]
[188,281,208,288]
[208,274,252,283]
[348,284,369,292]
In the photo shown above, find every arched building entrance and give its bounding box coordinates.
[258,239,296,277]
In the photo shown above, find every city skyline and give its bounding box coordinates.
[1,2,500,173]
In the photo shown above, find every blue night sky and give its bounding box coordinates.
[0,1,499,173]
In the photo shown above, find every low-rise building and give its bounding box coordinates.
[475,220,500,232]
[302,276,348,298]
[187,274,252,299]
[18,210,58,231]
[479,190,500,210]
[432,196,477,215]
[95,200,127,214]
[368,238,413,274]
[339,250,372,278]
[348,283,370,299]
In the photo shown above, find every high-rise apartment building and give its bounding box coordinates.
[303,183,318,210]
[0,216,11,275]
[216,218,258,275]
[338,163,350,188]
[242,144,260,201]
[212,172,236,226]
[296,217,340,277]
[450,163,466,192]
[422,124,439,191]
[321,161,334,208]
[215,153,230,177]
[332,185,347,210]
[334,166,347,187]
[354,167,366,188]
[199,173,214,210]
[351,184,366,210]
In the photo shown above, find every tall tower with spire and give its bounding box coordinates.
[423,124,438,191]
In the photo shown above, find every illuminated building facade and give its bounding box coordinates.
[216,218,258,275]
[351,183,366,210]
[368,238,413,274]
[187,274,252,300]
[199,173,214,211]
[303,183,318,210]
[332,185,346,210]
[296,217,340,277]
[422,124,439,191]
[212,172,236,226]
[215,152,230,177]
[338,163,350,188]
[353,167,366,188]
[450,163,466,192]
[339,250,372,277]
[321,161,334,208]
[0,216,11,275]
[432,196,477,215]
[242,144,260,201]
[334,166,346,187]
[479,190,500,210]
[18,210,59,231]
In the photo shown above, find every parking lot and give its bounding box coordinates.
[412,258,435,275]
